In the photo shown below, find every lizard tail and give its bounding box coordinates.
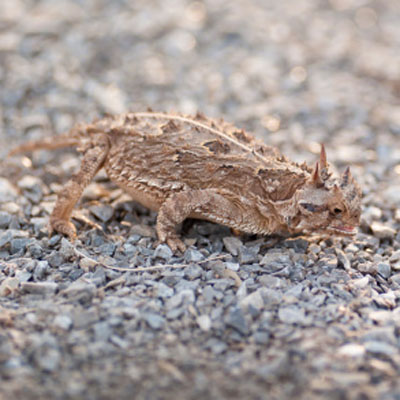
[8,133,79,157]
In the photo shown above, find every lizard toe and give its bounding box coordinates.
[166,237,186,254]
[49,218,77,241]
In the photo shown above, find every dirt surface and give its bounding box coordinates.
[1,1,400,399]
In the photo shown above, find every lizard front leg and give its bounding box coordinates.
[49,134,109,239]
[156,189,242,252]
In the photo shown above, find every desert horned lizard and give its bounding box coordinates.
[9,111,362,252]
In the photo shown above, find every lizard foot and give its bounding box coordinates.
[49,218,77,241]
[165,237,186,253]
[157,232,186,253]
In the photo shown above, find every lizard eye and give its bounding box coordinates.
[333,207,342,215]
[300,203,316,212]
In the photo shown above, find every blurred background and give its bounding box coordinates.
[1,0,399,168]
[1,2,400,398]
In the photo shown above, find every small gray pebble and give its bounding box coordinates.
[60,238,76,260]
[337,343,366,358]
[33,261,50,280]
[225,262,239,271]
[209,260,226,276]
[46,251,64,268]
[90,233,105,247]
[0,230,13,248]
[283,238,309,252]
[17,175,42,190]
[166,289,195,309]
[253,330,270,345]
[62,280,96,300]
[154,244,173,261]
[23,186,43,204]
[222,236,242,256]
[364,341,397,357]
[204,338,228,354]
[36,348,61,372]
[8,216,20,230]
[371,222,396,240]
[110,335,130,349]
[308,243,321,255]
[236,282,247,300]
[240,289,264,311]
[259,275,286,289]
[69,269,84,281]
[390,273,400,286]
[24,260,37,272]
[72,309,100,329]
[260,252,291,266]
[27,242,44,258]
[0,211,12,229]
[362,327,396,345]
[213,279,234,291]
[377,262,391,279]
[284,284,303,299]
[336,248,351,270]
[184,248,204,263]
[30,217,47,235]
[197,314,212,331]
[202,285,219,304]
[320,256,338,268]
[260,288,283,304]
[97,242,116,257]
[238,246,258,264]
[16,270,32,282]
[175,279,198,292]
[225,307,249,335]
[10,238,30,254]
[373,292,396,309]
[154,282,174,298]
[93,321,112,341]
[278,306,306,325]
[21,281,58,294]
[389,250,400,263]
[89,267,106,286]
[0,178,18,202]
[143,313,165,330]
[48,235,61,246]
[89,204,114,222]
[184,264,203,280]
[166,307,184,320]
[53,315,73,331]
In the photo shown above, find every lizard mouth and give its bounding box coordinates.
[329,224,357,236]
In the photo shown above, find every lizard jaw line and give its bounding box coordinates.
[328,225,357,236]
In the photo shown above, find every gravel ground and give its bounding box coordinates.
[1,0,400,399]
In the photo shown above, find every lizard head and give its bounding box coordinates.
[292,145,362,236]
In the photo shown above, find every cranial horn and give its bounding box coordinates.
[320,144,327,170]
[311,162,324,187]
[341,166,352,186]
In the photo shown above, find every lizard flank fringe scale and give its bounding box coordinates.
[9,111,362,252]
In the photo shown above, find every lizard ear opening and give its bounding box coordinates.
[300,202,317,213]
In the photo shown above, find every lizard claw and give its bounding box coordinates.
[49,218,77,241]
[157,227,186,253]
[166,237,186,254]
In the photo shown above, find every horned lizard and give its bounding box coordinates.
[8,111,362,252]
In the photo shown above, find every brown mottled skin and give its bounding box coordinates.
[9,111,362,252]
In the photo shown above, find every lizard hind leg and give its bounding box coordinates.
[49,133,110,240]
